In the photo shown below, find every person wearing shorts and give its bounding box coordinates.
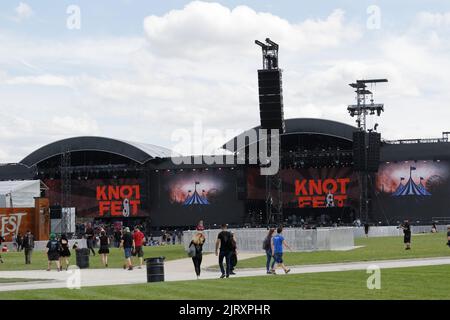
[132,227,145,268]
[121,227,135,271]
[270,227,291,274]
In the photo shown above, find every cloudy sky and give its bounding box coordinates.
[1,0,450,162]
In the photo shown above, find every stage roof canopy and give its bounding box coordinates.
[20,136,175,167]
[223,118,357,153]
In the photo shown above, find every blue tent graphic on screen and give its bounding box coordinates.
[392,167,432,196]
[183,181,210,205]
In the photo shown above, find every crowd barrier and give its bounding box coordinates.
[353,225,448,238]
[183,227,354,253]
[2,239,87,251]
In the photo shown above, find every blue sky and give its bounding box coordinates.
[1,0,448,36]
[1,1,450,162]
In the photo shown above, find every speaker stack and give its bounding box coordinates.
[367,132,381,172]
[352,131,381,172]
[352,131,366,171]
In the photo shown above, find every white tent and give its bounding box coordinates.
[0,180,41,208]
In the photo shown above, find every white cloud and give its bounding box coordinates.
[14,2,33,21]
[1,2,450,162]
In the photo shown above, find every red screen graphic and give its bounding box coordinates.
[44,179,148,218]
[247,167,359,209]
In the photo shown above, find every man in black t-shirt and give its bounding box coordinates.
[215,224,233,278]
[401,220,412,250]
[85,223,96,256]
[120,227,135,271]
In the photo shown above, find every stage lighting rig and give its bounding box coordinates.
[347,79,387,130]
[255,38,279,70]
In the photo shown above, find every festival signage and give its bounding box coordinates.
[44,179,148,218]
[96,184,141,217]
[0,208,34,241]
[247,167,359,209]
[295,177,351,208]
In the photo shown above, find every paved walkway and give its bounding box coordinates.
[0,255,449,292]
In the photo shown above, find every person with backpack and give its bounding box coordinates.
[215,224,233,279]
[46,233,61,271]
[188,232,205,279]
[263,228,276,274]
[270,227,291,274]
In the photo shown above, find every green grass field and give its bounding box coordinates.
[235,233,450,269]
[0,245,186,271]
[0,264,449,300]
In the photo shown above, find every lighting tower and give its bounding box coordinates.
[347,79,388,222]
[255,38,285,225]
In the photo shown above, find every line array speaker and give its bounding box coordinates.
[258,69,285,132]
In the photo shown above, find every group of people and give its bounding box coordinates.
[85,225,146,270]
[188,220,292,279]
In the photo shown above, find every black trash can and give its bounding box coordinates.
[145,256,165,282]
[76,248,90,269]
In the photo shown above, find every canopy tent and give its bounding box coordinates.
[0,180,41,208]
[183,182,210,205]
[392,173,431,196]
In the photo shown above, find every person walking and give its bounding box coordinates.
[132,226,145,269]
[23,230,34,264]
[270,227,291,274]
[0,236,4,263]
[85,223,96,256]
[121,227,135,271]
[15,232,23,252]
[113,228,122,248]
[46,233,61,271]
[229,232,238,275]
[215,224,233,279]
[364,222,370,238]
[189,232,205,279]
[447,226,450,247]
[263,228,276,274]
[98,230,110,267]
[59,234,71,271]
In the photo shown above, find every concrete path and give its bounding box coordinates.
[0,255,449,292]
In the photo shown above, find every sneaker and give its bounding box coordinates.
[128,267,133,271]
[46,269,50,271]
[284,269,291,274]
[226,275,230,278]
[266,271,272,275]
[220,274,226,279]
[230,271,236,275]
[138,266,142,269]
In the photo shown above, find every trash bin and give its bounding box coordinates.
[145,256,165,282]
[76,248,90,269]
